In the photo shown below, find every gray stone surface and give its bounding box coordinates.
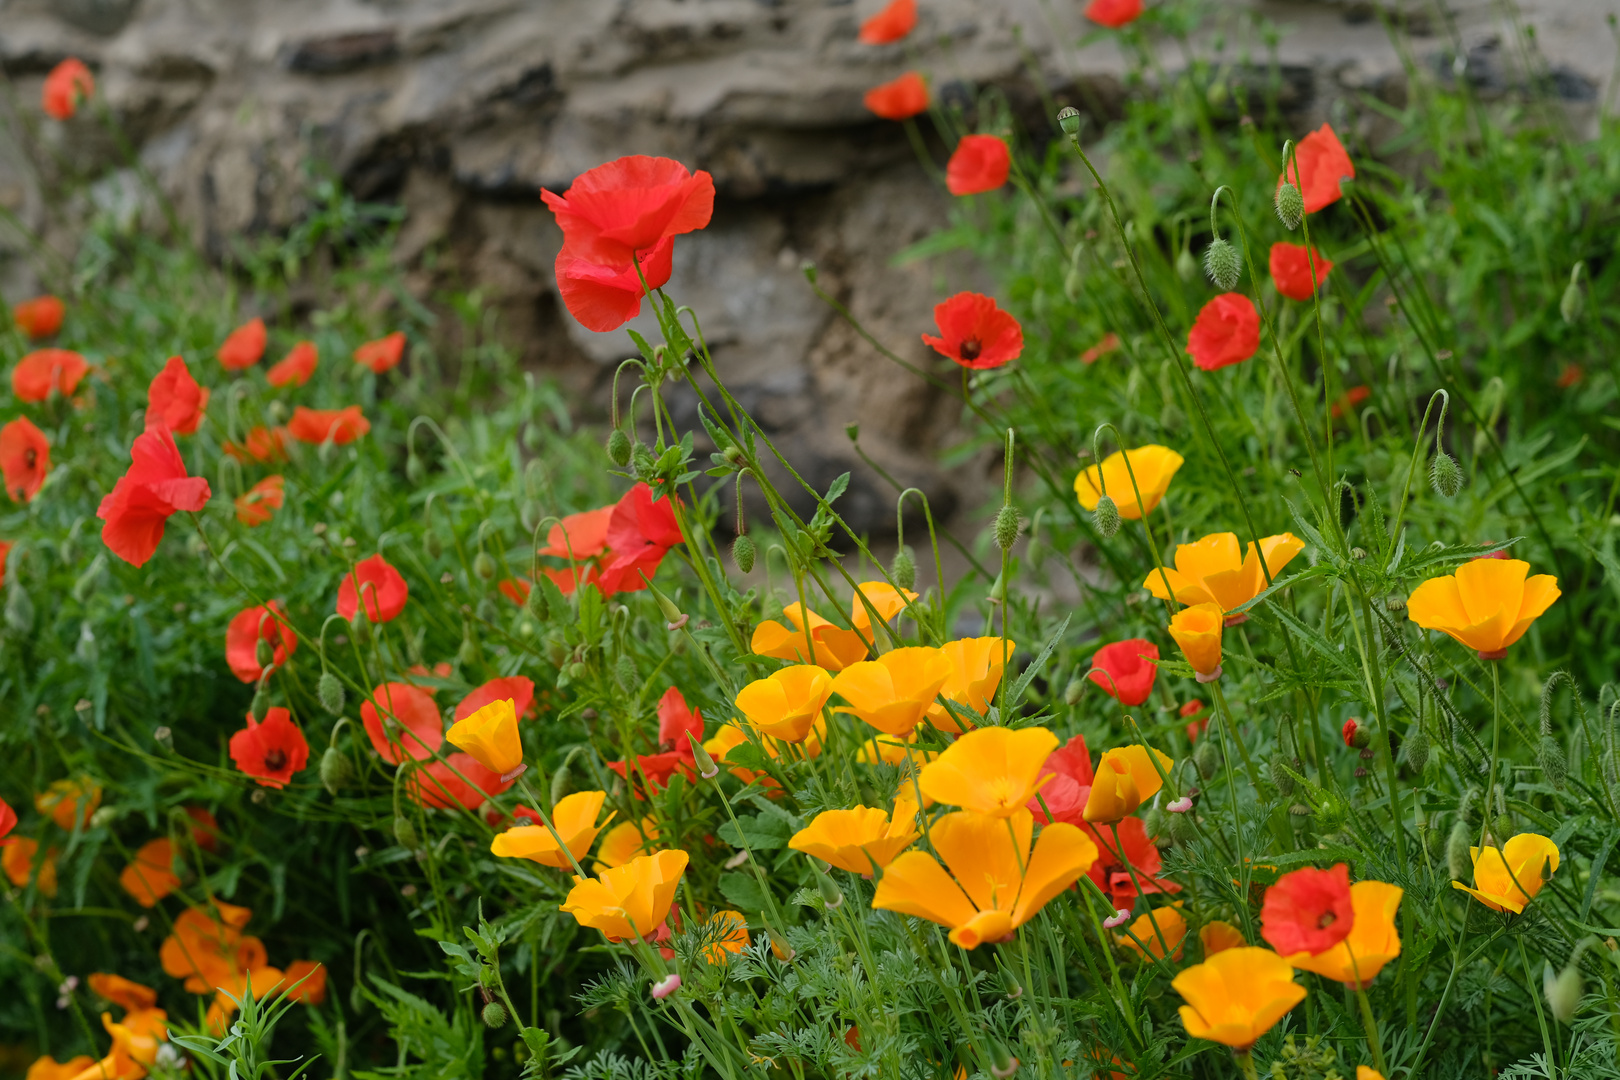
[0,0,1610,533]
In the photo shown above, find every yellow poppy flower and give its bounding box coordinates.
[561,848,690,942]
[1286,880,1402,987]
[1451,833,1559,913]
[445,697,523,775]
[1168,602,1225,679]
[918,725,1058,817]
[789,801,920,873]
[735,665,833,742]
[1074,445,1184,520]
[490,791,614,868]
[752,605,868,671]
[1143,532,1304,621]
[1084,744,1173,823]
[925,637,1016,733]
[594,817,658,873]
[1199,919,1246,957]
[27,1056,97,1080]
[703,720,824,790]
[1407,559,1560,659]
[831,646,954,736]
[850,580,920,639]
[703,909,750,963]
[1118,904,1187,960]
[65,1012,159,1080]
[873,808,1098,948]
[1172,947,1306,1051]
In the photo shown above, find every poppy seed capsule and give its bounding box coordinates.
[890,545,916,590]
[1275,182,1304,230]
[1092,493,1121,538]
[1203,237,1242,290]
[1056,106,1082,138]
[606,427,631,467]
[482,1001,507,1028]
[317,671,345,715]
[731,533,756,574]
[993,504,1022,551]
[320,747,355,795]
[474,552,496,580]
[1430,450,1463,497]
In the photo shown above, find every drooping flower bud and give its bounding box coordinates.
[813,863,844,910]
[1561,278,1585,325]
[1193,737,1221,779]
[1056,106,1082,139]
[993,504,1022,552]
[1270,757,1296,797]
[249,685,270,722]
[1446,819,1472,881]
[1092,493,1120,538]
[525,581,550,622]
[1342,717,1372,750]
[890,545,916,591]
[1167,808,1197,845]
[1545,960,1582,1024]
[256,638,275,669]
[393,815,420,850]
[1430,450,1463,497]
[1203,237,1242,291]
[1063,678,1085,706]
[615,653,637,693]
[482,1001,508,1028]
[1275,182,1304,230]
[731,534,756,574]
[606,427,632,467]
[320,747,355,795]
[424,530,443,559]
[406,452,426,485]
[318,671,346,715]
[1403,726,1430,773]
[473,552,496,581]
[1175,247,1198,282]
[1539,734,1568,790]
[989,1040,1019,1079]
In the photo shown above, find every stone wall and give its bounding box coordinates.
[0,0,1610,532]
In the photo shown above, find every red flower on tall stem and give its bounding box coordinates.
[235,475,285,526]
[1027,734,1095,825]
[267,342,318,388]
[360,682,444,764]
[354,332,406,374]
[859,0,917,43]
[43,59,94,120]
[1187,293,1260,372]
[1087,815,1179,908]
[596,483,685,594]
[922,292,1023,370]
[555,236,675,333]
[1269,243,1334,302]
[541,156,715,269]
[1085,0,1143,27]
[219,318,267,371]
[337,553,409,623]
[540,507,615,560]
[224,601,297,684]
[146,356,210,435]
[863,72,929,120]
[409,753,515,810]
[609,686,705,793]
[12,349,89,402]
[287,405,368,445]
[96,426,212,567]
[1278,124,1355,215]
[1088,639,1160,706]
[13,296,64,339]
[223,425,288,464]
[229,707,310,789]
[946,136,1011,196]
[0,795,16,841]
[1260,863,1355,956]
[457,676,538,722]
[0,417,51,503]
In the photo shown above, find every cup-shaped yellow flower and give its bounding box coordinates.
[735,665,833,742]
[1451,833,1560,913]
[594,818,658,872]
[1074,445,1185,520]
[925,637,1017,733]
[703,720,824,790]
[790,803,921,873]
[1168,602,1225,681]
[850,580,919,640]
[445,697,522,775]
[560,848,690,942]
[874,808,1098,948]
[491,791,614,868]
[1200,920,1246,957]
[918,725,1058,817]
[1118,904,1188,960]
[1286,880,1402,987]
[1084,744,1174,823]
[1144,532,1304,622]
[1173,946,1307,1052]
[831,646,954,737]
[1407,559,1560,660]
[752,604,868,671]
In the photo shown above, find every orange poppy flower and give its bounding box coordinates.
[858,0,917,44]
[1285,880,1402,987]
[36,777,102,830]
[43,59,94,120]
[13,295,64,339]
[1143,531,1305,621]
[1084,744,1173,823]
[491,790,611,867]
[1278,123,1355,215]
[1,416,51,502]
[1073,445,1184,520]
[2,837,57,896]
[1407,559,1560,660]
[234,474,285,526]
[12,349,89,402]
[864,71,929,120]
[145,356,210,435]
[223,425,288,464]
[282,959,327,1004]
[87,973,158,1013]
[830,645,954,736]
[1173,947,1305,1051]
[0,794,15,841]
[1452,833,1559,913]
[354,331,406,373]
[788,797,920,873]
[266,341,317,387]
[287,404,368,445]
[561,849,690,942]
[919,725,1058,817]
[924,636,1016,733]
[446,697,524,775]
[735,665,834,742]
[218,318,266,370]
[119,838,181,908]
[1118,904,1187,961]
[1200,919,1246,957]
[159,902,260,993]
[752,603,869,671]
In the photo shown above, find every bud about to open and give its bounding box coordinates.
[1275,182,1304,231]
[731,533,756,574]
[993,504,1022,552]
[890,545,916,591]
[1092,493,1120,538]
[1203,237,1242,291]
[1430,450,1463,497]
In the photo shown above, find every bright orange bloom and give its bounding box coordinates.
[145,355,210,435]
[159,902,262,994]
[850,580,919,639]
[1452,833,1559,914]
[267,341,318,387]
[88,973,158,1013]
[206,965,286,1031]
[1167,602,1225,678]
[594,818,658,872]
[874,808,1098,948]
[287,405,369,445]
[789,798,920,873]
[13,295,64,339]
[1407,559,1560,660]
[1074,445,1183,520]
[223,425,288,464]
[235,475,285,526]
[1,416,51,502]
[446,696,523,775]
[1278,123,1355,215]
[864,71,929,120]
[858,0,916,43]
[1173,947,1306,1051]
[735,665,833,742]
[702,909,751,963]
[282,959,328,1004]
[27,1055,96,1080]
[925,636,1016,733]
[12,349,89,402]
[354,331,406,373]
[218,318,266,370]
[1084,744,1173,823]
[43,59,94,120]
[1118,904,1187,961]
[119,838,181,908]
[1285,880,1402,987]
[919,725,1057,817]
[752,605,868,671]
[37,777,102,830]
[1144,532,1304,621]
[1200,919,1246,957]
[65,1013,158,1080]
[491,791,611,868]
[831,646,953,736]
[703,720,824,790]
[561,849,689,942]
[2,837,57,896]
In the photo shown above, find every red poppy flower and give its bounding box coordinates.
[235,474,285,526]
[498,578,531,606]
[456,676,538,722]
[287,405,369,445]
[12,349,89,402]
[1085,0,1143,27]
[1088,638,1160,706]
[0,417,50,503]
[96,426,211,567]
[945,135,1011,196]
[596,483,685,594]
[267,342,318,388]
[1329,385,1370,420]
[1027,734,1094,825]
[863,71,929,120]
[1082,332,1121,364]
[1341,718,1360,747]
[185,806,221,852]
[921,292,1023,370]
[1260,863,1355,956]
[336,553,408,623]
[13,296,64,339]
[218,318,267,371]
[146,356,210,435]
[0,795,15,842]
[540,506,615,559]
[0,540,11,588]
[555,235,675,333]
[1187,293,1260,372]
[1181,699,1208,741]
[859,0,917,44]
[223,425,289,464]
[360,682,443,764]
[609,688,704,793]
[43,58,94,120]
[1086,815,1179,907]
[224,601,296,683]
[409,752,515,810]
[229,707,310,788]
[1556,363,1583,389]
[1269,242,1334,302]
[541,155,715,268]
[354,332,406,374]
[544,564,596,596]
[1278,124,1355,215]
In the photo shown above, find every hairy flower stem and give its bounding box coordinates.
[1354,984,1388,1077]
[1482,662,1504,850]
[1518,936,1558,1073]
[1209,680,1262,790]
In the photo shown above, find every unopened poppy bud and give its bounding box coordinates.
[1056,106,1082,138]
[1545,961,1582,1024]
[1167,808,1197,844]
[732,533,756,574]
[606,427,632,467]
[1092,493,1121,538]
[458,636,480,668]
[651,973,681,1000]
[844,422,859,442]
[993,504,1022,552]
[153,726,173,751]
[890,545,916,591]
[1342,717,1372,749]
[1203,237,1242,290]
[1430,450,1463,497]
[393,815,419,850]
[566,661,588,680]
[256,638,275,668]
[482,1001,508,1028]
[348,606,370,639]
[320,746,355,795]
[1561,280,1584,325]
[550,763,573,811]
[769,930,795,963]
[1446,818,1473,880]
[1274,182,1304,230]
[406,452,426,484]
[1175,247,1198,282]
[317,671,345,715]
[640,574,684,625]
[1064,677,1085,706]
[424,530,443,559]
[473,552,496,581]
[1193,737,1221,779]
[525,582,550,621]
[249,685,270,722]
[1494,813,1516,842]
[1403,727,1430,773]
[687,732,719,780]
[1270,757,1296,796]
[989,1041,1019,1079]
[616,653,637,692]
[1538,735,1568,790]
[813,864,843,910]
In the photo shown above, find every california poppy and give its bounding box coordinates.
[1118,905,1188,960]
[457,676,538,722]
[832,646,954,737]
[1173,947,1305,1051]
[1085,0,1144,28]
[1073,445,1184,520]
[36,777,101,830]
[185,806,222,852]
[159,902,261,993]
[336,553,409,623]
[1187,293,1260,371]
[608,685,704,792]
[1278,124,1355,215]
[146,356,210,435]
[224,601,297,683]
[752,603,870,672]
[1084,744,1173,823]
[922,292,1023,369]
[864,71,929,120]
[119,838,181,908]
[1285,880,1402,987]
[223,425,289,464]
[234,474,285,527]
[735,665,834,742]
[287,405,369,445]
[1167,602,1225,679]
[353,331,406,374]
[2,837,57,895]
[218,318,267,370]
[43,58,94,120]
[542,156,715,268]
[446,697,524,775]
[360,682,443,764]
[561,849,690,941]
[859,0,917,43]
[790,798,920,873]
[492,790,612,867]
[1407,558,1560,660]
[1143,532,1305,622]
[0,416,51,502]
[945,135,1011,196]
[12,349,89,402]
[87,972,158,1013]
[282,960,327,1005]
[229,707,310,789]
[13,295,64,339]
[1200,920,1246,957]
[1269,242,1333,301]
[25,1055,96,1080]
[596,482,684,593]
[1088,639,1160,706]
[920,725,1058,817]
[925,636,1016,732]
[408,752,515,811]
[556,235,675,333]
[1452,833,1559,913]
[97,426,212,567]
[267,342,318,388]
[1260,863,1354,956]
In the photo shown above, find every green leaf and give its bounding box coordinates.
[718,871,770,913]
[1005,615,1069,711]
[717,813,790,851]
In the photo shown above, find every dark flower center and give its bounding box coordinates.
[959,338,982,361]
[263,748,288,772]
[1317,911,1337,929]
[23,449,35,468]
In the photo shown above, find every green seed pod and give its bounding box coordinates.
[615,653,637,693]
[606,428,632,467]
[1274,182,1304,231]
[1545,961,1583,1024]
[1270,757,1296,797]
[473,552,496,581]
[1203,237,1242,291]
[459,636,480,668]
[566,661,588,681]
[1404,726,1430,774]
[1430,451,1463,498]
[1092,494,1121,538]
[1175,247,1198,283]
[482,1001,508,1028]
[318,671,345,715]
[1539,734,1568,790]
[1063,678,1086,706]
[731,534,756,574]
[1560,280,1584,325]
[405,452,426,485]
[890,545,916,591]
[5,583,34,634]
[256,638,275,668]
[393,815,419,850]
[526,581,550,622]
[1056,106,1082,138]
[993,504,1022,552]
[320,747,355,795]
[1446,818,1473,880]
[1193,737,1221,780]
